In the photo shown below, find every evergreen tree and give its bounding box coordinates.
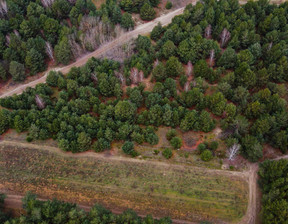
[140,3,156,21]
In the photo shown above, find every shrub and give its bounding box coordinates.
[170,137,182,149]
[154,149,160,155]
[163,148,173,159]
[122,141,134,154]
[201,150,213,162]
[26,136,33,142]
[166,129,177,141]
[197,143,206,153]
[210,141,219,151]
[165,1,172,9]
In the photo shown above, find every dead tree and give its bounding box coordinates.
[41,0,55,8]
[0,1,7,17]
[205,25,212,39]
[13,30,19,37]
[67,0,76,4]
[220,28,231,48]
[138,70,144,83]
[45,42,54,61]
[68,34,83,59]
[130,67,139,84]
[227,144,240,161]
[91,73,98,84]
[5,34,10,46]
[186,61,193,77]
[184,82,190,92]
[209,49,215,67]
[115,71,125,85]
[268,42,273,51]
[35,95,46,110]
[153,59,159,68]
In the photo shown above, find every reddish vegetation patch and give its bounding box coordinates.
[223,155,248,170]
[261,144,283,161]
[182,131,204,151]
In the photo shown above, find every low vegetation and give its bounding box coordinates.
[0,144,248,222]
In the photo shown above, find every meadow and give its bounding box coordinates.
[0,143,248,223]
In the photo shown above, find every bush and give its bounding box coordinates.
[165,1,172,9]
[210,141,219,151]
[163,148,172,159]
[197,143,206,153]
[166,129,177,141]
[201,150,213,161]
[170,137,182,149]
[122,141,134,154]
[154,149,160,155]
[26,136,33,142]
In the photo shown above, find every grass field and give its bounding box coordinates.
[0,144,248,223]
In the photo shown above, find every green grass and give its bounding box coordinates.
[0,144,248,223]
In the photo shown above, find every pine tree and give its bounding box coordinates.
[140,3,156,21]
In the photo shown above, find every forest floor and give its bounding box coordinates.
[0,140,249,224]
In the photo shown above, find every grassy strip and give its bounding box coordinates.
[0,144,248,223]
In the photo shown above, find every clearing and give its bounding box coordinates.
[0,141,248,223]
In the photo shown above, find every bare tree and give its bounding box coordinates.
[115,71,125,85]
[209,49,215,67]
[35,95,46,110]
[138,70,144,83]
[130,67,139,84]
[227,144,240,161]
[13,30,19,37]
[79,16,125,54]
[220,28,231,48]
[68,34,83,59]
[0,1,8,17]
[91,73,98,83]
[184,81,190,92]
[5,34,10,46]
[67,0,76,4]
[154,59,159,68]
[45,42,54,62]
[186,61,193,77]
[268,42,273,51]
[205,25,212,39]
[41,0,55,8]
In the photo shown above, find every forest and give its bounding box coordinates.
[0,0,157,82]
[0,192,172,223]
[258,159,288,223]
[0,0,287,163]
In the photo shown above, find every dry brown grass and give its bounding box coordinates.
[0,143,248,223]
